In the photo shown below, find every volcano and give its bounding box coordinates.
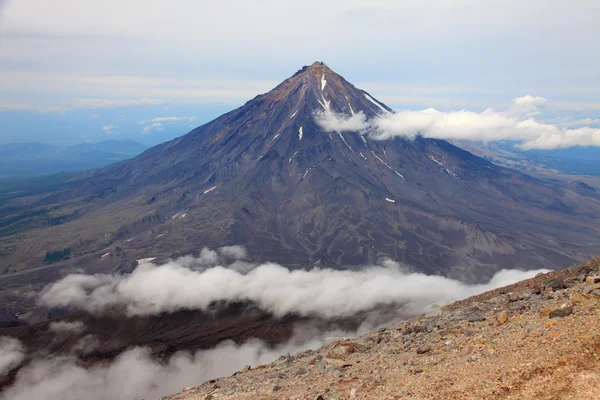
[1,62,599,290]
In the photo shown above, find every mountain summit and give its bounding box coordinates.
[2,63,600,284]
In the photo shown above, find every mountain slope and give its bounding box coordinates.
[162,258,600,400]
[0,63,599,288]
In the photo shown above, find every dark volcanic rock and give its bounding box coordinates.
[2,62,600,288]
[549,306,574,319]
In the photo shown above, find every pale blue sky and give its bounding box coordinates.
[0,0,599,145]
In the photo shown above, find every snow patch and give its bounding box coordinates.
[303,168,311,179]
[136,257,156,264]
[289,110,298,119]
[345,96,355,115]
[429,156,460,180]
[364,94,390,114]
[298,127,303,140]
[371,151,392,170]
[321,74,327,91]
[203,186,217,194]
[271,133,280,142]
[337,131,356,155]
[289,150,298,163]
[359,152,367,160]
[385,198,396,203]
[155,234,164,239]
[429,156,443,167]
[101,253,110,258]
[394,170,405,180]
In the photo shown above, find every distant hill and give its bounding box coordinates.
[0,140,148,179]
[452,140,600,176]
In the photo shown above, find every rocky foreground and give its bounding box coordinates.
[163,259,600,400]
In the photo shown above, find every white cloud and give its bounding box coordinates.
[553,117,600,129]
[0,336,25,376]
[4,246,550,399]
[315,95,600,150]
[141,122,164,134]
[49,321,86,335]
[0,103,31,111]
[75,98,167,108]
[0,1,598,114]
[314,111,369,133]
[102,124,117,135]
[139,116,197,134]
[218,245,248,260]
[2,330,349,400]
[138,116,197,125]
[39,249,548,319]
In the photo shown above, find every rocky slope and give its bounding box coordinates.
[163,258,600,400]
[2,63,600,282]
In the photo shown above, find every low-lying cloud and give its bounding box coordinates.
[48,321,86,336]
[2,247,551,399]
[0,337,24,376]
[39,251,548,318]
[315,95,600,150]
[0,328,354,400]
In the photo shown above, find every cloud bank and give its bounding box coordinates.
[39,251,548,319]
[315,95,600,150]
[2,248,550,399]
[0,329,352,400]
[0,337,24,376]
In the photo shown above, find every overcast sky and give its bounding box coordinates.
[0,0,599,145]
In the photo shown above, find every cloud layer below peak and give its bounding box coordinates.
[39,249,548,319]
[315,95,600,150]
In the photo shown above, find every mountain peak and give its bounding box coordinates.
[293,61,331,77]
[264,62,391,118]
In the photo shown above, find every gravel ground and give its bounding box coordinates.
[163,259,600,400]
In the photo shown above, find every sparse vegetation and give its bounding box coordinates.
[44,248,71,264]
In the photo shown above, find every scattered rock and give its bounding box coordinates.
[497,311,509,324]
[545,279,566,291]
[466,311,486,322]
[462,344,473,356]
[316,359,327,372]
[586,275,600,284]
[294,367,307,377]
[326,342,364,360]
[338,379,361,391]
[272,385,282,392]
[275,357,292,370]
[325,358,349,367]
[403,325,428,335]
[409,366,424,374]
[507,292,527,302]
[549,306,574,319]
[416,344,432,354]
